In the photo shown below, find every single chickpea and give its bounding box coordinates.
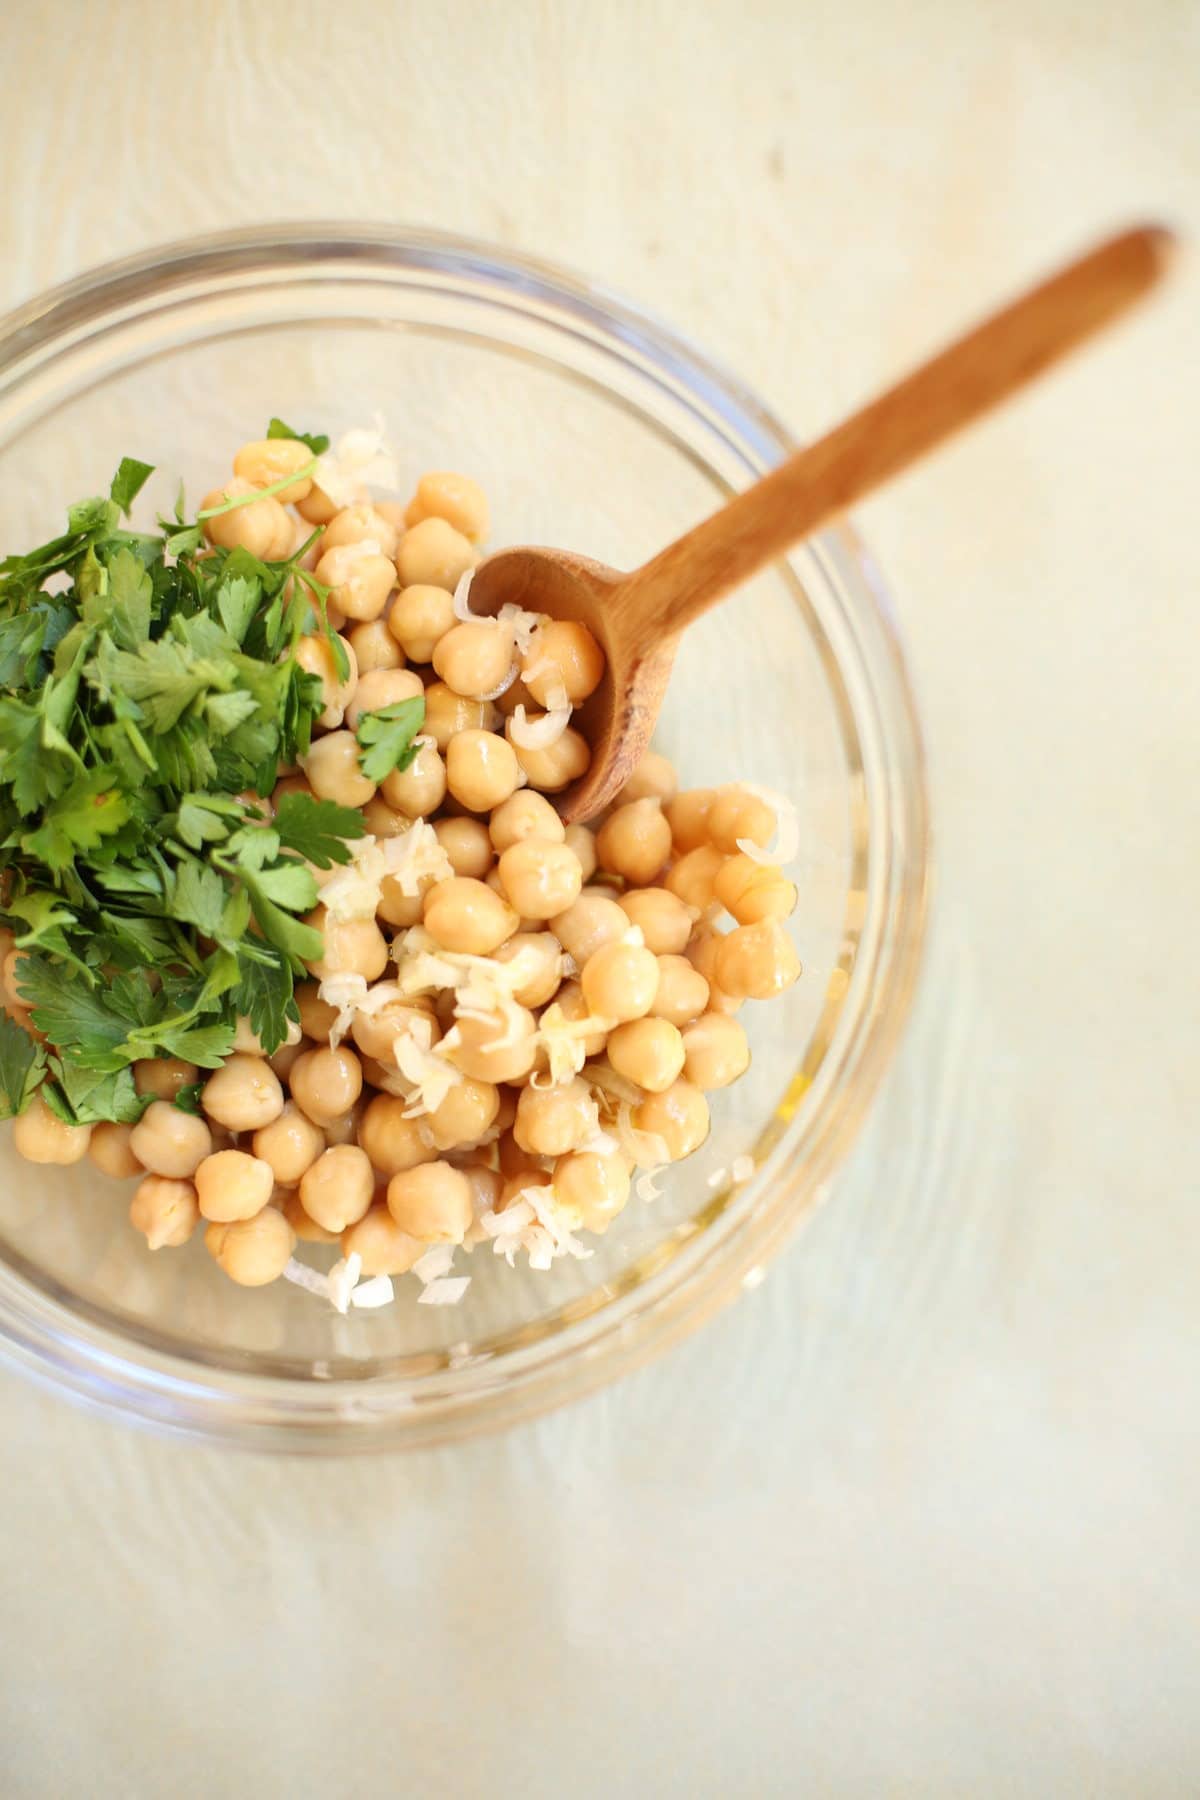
[201,1054,285,1133]
[359,1095,438,1179]
[617,749,678,806]
[133,1056,200,1101]
[508,722,590,793]
[564,823,597,883]
[12,1093,91,1166]
[348,616,404,675]
[289,1045,363,1127]
[422,681,497,751]
[433,620,517,700]
[713,854,797,926]
[298,1144,374,1233]
[293,634,359,731]
[443,1006,538,1083]
[607,1016,686,1093]
[362,794,411,839]
[279,1188,340,1245]
[315,543,396,623]
[513,1077,596,1157]
[714,922,802,1000]
[295,980,338,1043]
[434,816,495,879]
[129,1099,212,1178]
[617,888,694,955]
[396,517,475,591]
[445,729,522,813]
[89,1120,144,1180]
[303,730,377,809]
[387,1161,473,1243]
[428,1076,500,1151]
[195,1148,275,1223]
[205,1208,296,1286]
[342,1204,424,1275]
[664,788,716,853]
[232,437,314,504]
[382,738,447,817]
[489,789,564,853]
[350,988,437,1065]
[296,481,340,525]
[544,980,609,1057]
[581,941,659,1023]
[633,1079,710,1162]
[681,1012,752,1090]
[129,1175,199,1249]
[649,954,711,1027]
[522,619,605,705]
[387,585,456,663]
[686,928,743,1015]
[344,666,424,732]
[200,479,292,559]
[493,932,563,1007]
[665,844,727,912]
[306,910,389,982]
[706,786,777,855]
[596,799,672,887]
[377,867,438,929]
[404,471,490,543]
[424,877,517,956]
[232,1014,302,1057]
[321,502,401,560]
[555,1151,631,1234]
[251,1101,326,1188]
[497,838,584,920]
[549,893,628,965]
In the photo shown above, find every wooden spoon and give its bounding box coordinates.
[466,224,1173,821]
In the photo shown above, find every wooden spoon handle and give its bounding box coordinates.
[613,224,1174,644]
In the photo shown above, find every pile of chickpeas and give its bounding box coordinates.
[1,438,801,1296]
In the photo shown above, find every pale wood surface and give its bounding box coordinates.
[2,3,1199,1795]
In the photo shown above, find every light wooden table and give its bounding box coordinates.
[3,3,1198,1793]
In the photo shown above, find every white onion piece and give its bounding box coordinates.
[635,1166,666,1203]
[452,569,479,621]
[476,661,520,702]
[617,1103,670,1170]
[733,783,800,868]
[508,701,571,750]
[418,1276,471,1306]
[351,1275,395,1309]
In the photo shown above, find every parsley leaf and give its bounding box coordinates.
[356,695,425,783]
[19,767,130,872]
[273,791,365,867]
[266,417,330,456]
[0,1013,44,1118]
[170,859,230,938]
[231,947,296,1055]
[109,458,155,518]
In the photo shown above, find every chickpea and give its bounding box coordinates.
[549,893,628,965]
[508,721,590,793]
[350,988,436,1066]
[423,681,497,751]
[295,980,338,1043]
[362,794,411,839]
[344,666,423,731]
[296,480,339,525]
[314,544,396,624]
[633,1079,710,1162]
[232,1014,302,1057]
[321,501,401,561]
[650,954,711,1028]
[12,1093,91,1166]
[396,517,475,592]
[382,738,447,818]
[342,1204,423,1276]
[607,1017,686,1094]
[617,887,694,955]
[595,798,672,887]
[686,928,743,1015]
[564,823,597,883]
[434,815,495,878]
[306,911,389,982]
[428,1076,499,1151]
[89,1120,144,1180]
[424,877,517,956]
[133,1057,199,1101]
[298,1144,374,1233]
[200,479,292,559]
[303,730,377,808]
[293,633,358,731]
[445,729,521,813]
[681,1012,752,1090]
[359,1095,439,1179]
[617,749,678,806]
[522,619,605,705]
[404,471,490,543]
[496,837,582,921]
[545,980,608,1058]
[714,922,802,1000]
[664,787,716,853]
[201,1054,285,1132]
[348,616,404,675]
[129,1175,199,1249]
[251,1101,326,1187]
[513,1077,595,1157]
[130,1099,212,1178]
[706,786,777,855]
[489,792,565,858]
[205,1208,295,1286]
[195,1148,275,1223]
[387,585,456,664]
[272,773,313,806]
[279,1189,340,1245]
[493,932,563,1007]
[433,620,517,700]
[233,436,314,505]
[581,941,659,1023]
[443,1006,538,1083]
[713,854,797,926]
[555,1151,631,1234]
[665,844,727,912]
[289,1045,363,1127]
[377,867,438,929]
[387,1161,473,1243]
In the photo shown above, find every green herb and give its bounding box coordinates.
[109,458,155,518]
[356,696,425,783]
[266,417,330,456]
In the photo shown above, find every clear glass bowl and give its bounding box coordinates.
[0,226,928,1450]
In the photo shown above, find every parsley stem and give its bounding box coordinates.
[197,460,319,521]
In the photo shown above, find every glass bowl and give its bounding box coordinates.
[0,226,928,1450]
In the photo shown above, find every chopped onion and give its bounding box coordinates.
[617,1102,670,1170]
[477,661,520,702]
[351,1275,395,1310]
[283,1258,330,1299]
[635,1166,666,1203]
[452,569,480,622]
[313,416,398,507]
[733,783,800,868]
[326,1253,363,1315]
[418,1276,471,1306]
[412,1244,457,1285]
[497,601,545,656]
[508,700,571,750]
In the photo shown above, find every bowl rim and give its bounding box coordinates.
[0,223,930,1450]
